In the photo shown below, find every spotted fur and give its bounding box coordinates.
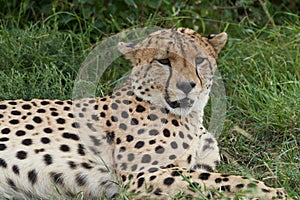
[0,28,286,199]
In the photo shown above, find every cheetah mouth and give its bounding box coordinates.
[167,97,195,109]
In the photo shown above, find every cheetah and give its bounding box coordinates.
[0,28,287,199]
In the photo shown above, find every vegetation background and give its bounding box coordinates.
[0,0,299,199]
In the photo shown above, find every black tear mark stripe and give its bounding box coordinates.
[164,61,173,105]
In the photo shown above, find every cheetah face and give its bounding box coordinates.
[118,28,227,116]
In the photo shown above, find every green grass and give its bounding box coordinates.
[0,1,299,199]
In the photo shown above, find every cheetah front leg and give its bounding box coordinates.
[120,167,286,199]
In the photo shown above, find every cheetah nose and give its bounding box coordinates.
[176,81,196,94]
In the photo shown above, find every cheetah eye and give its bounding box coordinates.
[157,58,171,66]
[195,57,206,65]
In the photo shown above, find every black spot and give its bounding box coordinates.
[199,173,211,180]
[1,128,10,134]
[106,131,115,144]
[134,141,144,149]
[7,178,18,191]
[22,139,32,146]
[42,154,52,165]
[37,109,46,113]
[78,144,85,156]
[111,103,118,110]
[43,128,53,134]
[149,139,156,145]
[9,119,19,125]
[141,154,151,163]
[121,175,126,182]
[127,153,135,161]
[223,177,229,182]
[182,142,189,149]
[121,111,129,118]
[41,137,50,144]
[106,120,112,127]
[137,177,145,188]
[135,96,143,101]
[149,129,159,136]
[60,145,70,152]
[169,155,177,160]
[81,162,93,169]
[0,105,7,109]
[171,171,181,176]
[92,115,99,121]
[179,131,184,138]
[119,123,127,130]
[187,155,192,163]
[16,151,27,160]
[55,101,64,105]
[28,169,37,184]
[0,144,7,151]
[154,189,162,195]
[131,118,139,125]
[0,137,9,142]
[22,104,31,110]
[75,173,87,186]
[147,114,158,121]
[12,165,19,175]
[0,158,7,168]
[120,163,127,170]
[126,91,134,96]
[164,177,175,185]
[34,148,45,154]
[33,116,42,123]
[221,174,230,177]
[148,167,159,173]
[71,122,80,129]
[150,175,157,181]
[163,129,170,137]
[62,132,79,141]
[41,101,50,105]
[236,183,244,189]
[123,100,132,105]
[136,105,146,112]
[11,110,21,115]
[220,185,231,192]
[103,105,108,110]
[49,172,64,185]
[155,145,165,154]
[25,124,34,130]
[126,135,134,142]
[215,178,222,183]
[131,164,137,171]
[100,112,106,118]
[56,118,65,124]
[262,188,270,193]
[68,161,77,169]
[63,106,70,111]
[51,112,59,116]
[170,141,178,149]
[171,119,179,126]
[16,130,26,136]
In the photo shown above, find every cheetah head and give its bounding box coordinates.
[118,28,227,116]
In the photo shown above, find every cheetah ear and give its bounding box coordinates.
[118,42,137,62]
[207,32,227,54]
